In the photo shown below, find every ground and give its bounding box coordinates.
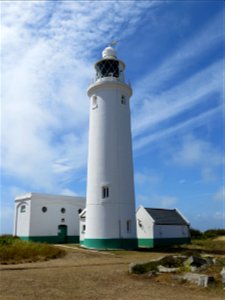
[0,245,224,300]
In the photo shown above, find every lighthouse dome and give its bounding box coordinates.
[102,46,117,59]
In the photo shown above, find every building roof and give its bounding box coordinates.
[144,208,189,225]
[15,192,85,204]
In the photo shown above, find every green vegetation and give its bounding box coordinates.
[0,235,65,264]
[131,255,186,274]
[190,228,225,239]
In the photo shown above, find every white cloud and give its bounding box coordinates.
[1,1,155,192]
[135,171,161,186]
[132,59,222,141]
[136,194,177,209]
[159,196,177,208]
[171,135,221,167]
[214,187,225,201]
[134,107,220,152]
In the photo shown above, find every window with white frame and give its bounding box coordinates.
[102,186,109,199]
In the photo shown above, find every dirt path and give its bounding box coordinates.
[0,246,223,300]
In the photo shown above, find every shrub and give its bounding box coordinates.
[203,229,225,239]
[190,228,203,239]
[0,235,20,246]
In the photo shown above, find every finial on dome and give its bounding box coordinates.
[102,46,117,59]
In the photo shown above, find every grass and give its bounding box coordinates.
[0,235,65,264]
[185,238,225,255]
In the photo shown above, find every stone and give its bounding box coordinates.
[183,256,208,268]
[175,273,214,287]
[157,265,178,273]
[220,267,225,284]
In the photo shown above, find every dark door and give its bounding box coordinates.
[58,225,67,243]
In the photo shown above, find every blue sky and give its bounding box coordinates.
[1,0,224,233]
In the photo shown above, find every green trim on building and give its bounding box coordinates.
[19,235,79,244]
[83,238,137,250]
[138,238,154,248]
[138,237,191,248]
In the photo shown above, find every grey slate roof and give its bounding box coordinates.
[145,208,189,225]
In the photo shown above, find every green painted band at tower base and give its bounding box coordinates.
[83,238,138,250]
[138,237,191,248]
[19,236,79,244]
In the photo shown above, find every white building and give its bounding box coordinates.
[83,46,137,250]
[14,193,85,243]
[136,206,190,248]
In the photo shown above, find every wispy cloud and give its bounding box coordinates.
[131,12,222,154]
[214,187,225,201]
[1,1,155,192]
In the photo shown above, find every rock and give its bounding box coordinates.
[220,267,225,284]
[157,265,179,273]
[183,256,208,268]
[175,273,214,287]
[147,271,157,277]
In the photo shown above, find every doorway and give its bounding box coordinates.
[58,225,68,243]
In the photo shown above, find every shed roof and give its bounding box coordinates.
[144,208,189,225]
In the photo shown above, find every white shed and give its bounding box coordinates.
[14,193,85,243]
[136,206,190,248]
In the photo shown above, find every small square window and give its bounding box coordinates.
[102,186,109,199]
[20,205,26,213]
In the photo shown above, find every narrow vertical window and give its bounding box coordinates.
[102,186,109,199]
[20,205,26,213]
[127,220,131,233]
[92,95,98,109]
[121,95,126,105]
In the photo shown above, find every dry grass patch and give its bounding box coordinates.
[0,236,65,264]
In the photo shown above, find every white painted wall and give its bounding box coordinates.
[14,193,85,237]
[154,224,189,239]
[136,206,190,240]
[79,209,86,243]
[85,49,136,242]
[14,198,31,236]
[136,206,154,239]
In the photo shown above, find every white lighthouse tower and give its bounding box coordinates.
[83,46,137,250]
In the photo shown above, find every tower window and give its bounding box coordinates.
[20,205,26,213]
[121,95,126,104]
[61,208,66,214]
[127,220,131,233]
[102,186,109,199]
[78,208,83,214]
[92,95,98,109]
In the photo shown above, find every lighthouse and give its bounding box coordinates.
[83,46,137,250]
